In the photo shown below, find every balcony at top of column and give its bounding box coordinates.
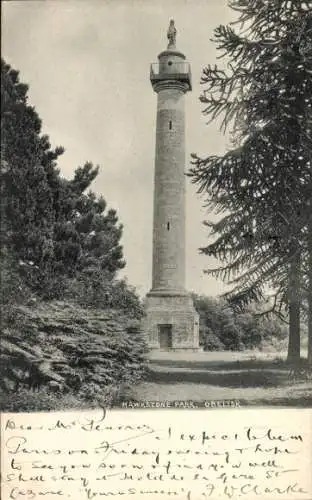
[150,57,192,91]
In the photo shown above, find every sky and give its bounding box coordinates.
[2,0,235,298]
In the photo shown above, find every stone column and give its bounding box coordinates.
[144,22,200,351]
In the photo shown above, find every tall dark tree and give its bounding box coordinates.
[189,1,312,362]
[1,59,126,304]
[1,59,64,294]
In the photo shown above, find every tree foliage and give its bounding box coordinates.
[193,294,288,351]
[189,1,312,361]
[1,60,62,280]
[52,164,125,280]
[1,59,134,313]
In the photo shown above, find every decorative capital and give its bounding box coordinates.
[152,80,190,94]
[167,19,177,49]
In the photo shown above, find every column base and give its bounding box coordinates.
[142,290,200,351]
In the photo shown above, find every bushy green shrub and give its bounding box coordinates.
[63,270,144,319]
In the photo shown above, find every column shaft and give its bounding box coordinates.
[152,86,186,292]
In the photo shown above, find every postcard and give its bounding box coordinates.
[1,0,312,498]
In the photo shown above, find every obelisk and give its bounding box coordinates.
[144,20,199,351]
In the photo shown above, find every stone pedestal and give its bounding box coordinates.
[144,291,199,351]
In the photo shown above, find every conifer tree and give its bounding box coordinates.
[189,1,312,362]
[52,162,125,281]
[1,59,126,302]
[1,59,64,294]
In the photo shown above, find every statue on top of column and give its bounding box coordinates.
[167,19,177,49]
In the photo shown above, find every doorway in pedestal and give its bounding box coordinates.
[158,324,173,349]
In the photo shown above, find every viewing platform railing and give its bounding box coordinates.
[150,62,192,89]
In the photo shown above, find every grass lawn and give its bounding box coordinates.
[133,350,312,407]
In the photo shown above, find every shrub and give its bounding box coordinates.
[193,293,288,351]
[203,332,225,351]
[63,270,144,319]
[0,388,91,412]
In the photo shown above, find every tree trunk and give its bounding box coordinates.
[287,250,301,364]
[308,217,312,366]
